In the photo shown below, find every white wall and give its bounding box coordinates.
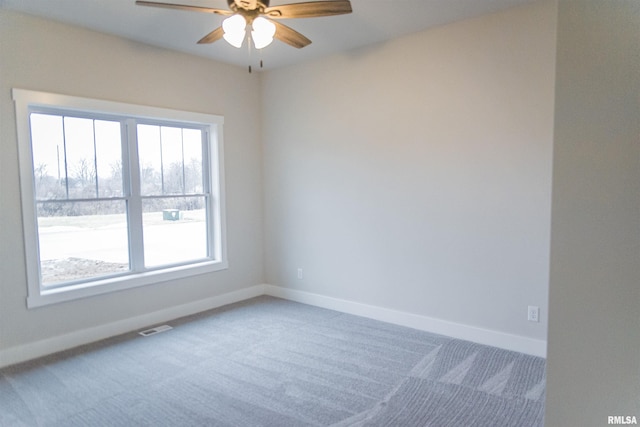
[0,10,263,360]
[261,0,556,348]
[545,1,640,424]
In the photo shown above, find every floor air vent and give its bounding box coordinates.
[138,325,173,337]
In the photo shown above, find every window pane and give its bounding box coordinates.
[65,117,97,199]
[137,125,204,196]
[31,114,123,201]
[137,124,163,195]
[94,120,123,197]
[142,197,208,268]
[183,128,204,194]
[30,113,66,200]
[160,126,183,195]
[37,201,130,286]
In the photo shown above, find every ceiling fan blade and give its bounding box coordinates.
[197,26,224,44]
[135,1,232,16]
[264,1,352,19]
[272,20,312,48]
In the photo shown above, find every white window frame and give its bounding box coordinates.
[13,89,228,308]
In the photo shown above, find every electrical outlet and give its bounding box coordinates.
[528,306,540,322]
[297,268,303,280]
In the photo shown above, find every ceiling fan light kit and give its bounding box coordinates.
[222,14,247,47]
[251,16,276,49]
[221,12,275,49]
[136,0,353,54]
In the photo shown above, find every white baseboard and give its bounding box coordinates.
[0,283,546,368]
[0,284,265,369]
[264,284,547,358]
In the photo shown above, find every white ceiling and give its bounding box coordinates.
[0,0,534,70]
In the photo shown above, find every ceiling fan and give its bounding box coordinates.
[136,0,353,50]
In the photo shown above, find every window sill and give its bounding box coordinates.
[27,260,229,308]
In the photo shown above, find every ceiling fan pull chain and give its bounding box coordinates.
[247,31,253,73]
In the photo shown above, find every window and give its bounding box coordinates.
[13,89,227,307]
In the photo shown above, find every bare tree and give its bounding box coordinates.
[72,158,96,186]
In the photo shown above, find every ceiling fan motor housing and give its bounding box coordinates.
[228,0,270,11]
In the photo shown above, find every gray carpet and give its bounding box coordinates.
[0,296,545,426]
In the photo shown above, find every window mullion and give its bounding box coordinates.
[125,119,145,271]
[202,129,211,195]
[203,129,214,259]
